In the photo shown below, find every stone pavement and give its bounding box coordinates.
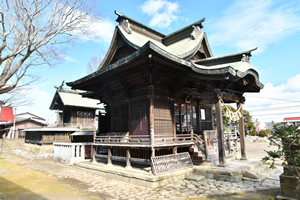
[2,140,283,200]
[60,166,282,199]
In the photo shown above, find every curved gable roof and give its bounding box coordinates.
[97,11,212,71]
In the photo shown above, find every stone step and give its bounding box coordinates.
[243,167,282,182]
[185,174,205,181]
[243,164,270,179]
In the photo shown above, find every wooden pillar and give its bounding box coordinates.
[211,107,214,130]
[196,105,200,134]
[151,147,155,158]
[128,103,131,134]
[173,147,177,154]
[110,106,113,132]
[216,98,227,166]
[179,104,182,134]
[190,126,194,142]
[203,131,208,161]
[238,103,247,160]
[227,132,231,155]
[107,148,112,165]
[125,149,132,169]
[186,105,189,134]
[92,145,96,163]
[171,102,176,135]
[150,98,154,146]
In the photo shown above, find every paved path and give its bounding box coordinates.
[0,141,282,199]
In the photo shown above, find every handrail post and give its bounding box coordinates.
[107,148,112,166]
[190,126,194,142]
[204,132,208,161]
[227,132,231,155]
[125,149,132,169]
[92,145,96,163]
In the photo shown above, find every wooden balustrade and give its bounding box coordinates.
[53,142,93,164]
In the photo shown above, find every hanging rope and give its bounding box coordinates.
[220,99,243,122]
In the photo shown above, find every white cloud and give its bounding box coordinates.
[64,56,79,63]
[140,0,180,28]
[244,74,300,123]
[16,86,56,124]
[80,18,115,43]
[208,0,300,52]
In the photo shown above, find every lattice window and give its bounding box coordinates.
[154,101,173,137]
[130,101,149,135]
[131,101,149,120]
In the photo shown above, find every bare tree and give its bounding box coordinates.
[86,49,106,74]
[0,0,100,96]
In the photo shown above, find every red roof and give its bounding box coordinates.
[283,117,300,122]
[0,107,14,122]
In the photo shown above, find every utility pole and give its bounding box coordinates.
[12,107,16,139]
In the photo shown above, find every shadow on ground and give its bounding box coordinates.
[206,188,281,200]
[0,176,46,200]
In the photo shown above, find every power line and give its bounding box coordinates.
[244,102,300,108]
[252,111,300,116]
[245,96,300,103]
[248,105,300,112]
[270,76,300,86]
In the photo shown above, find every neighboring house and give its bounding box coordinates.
[49,85,105,130]
[283,117,300,126]
[23,85,104,145]
[0,108,47,139]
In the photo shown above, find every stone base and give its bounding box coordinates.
[276,194,299,200]
[74,161,193,188]
[279,174,300,199]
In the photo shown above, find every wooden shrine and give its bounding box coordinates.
[67,11,263,171]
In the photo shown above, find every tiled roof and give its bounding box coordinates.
[283,117,300,122]
[0,107,14,122]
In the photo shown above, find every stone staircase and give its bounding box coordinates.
[190,144,236,166]
[240,160,282,182]
[188,159,282,183]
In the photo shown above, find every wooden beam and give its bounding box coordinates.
[238,103,247,160]
[215,98,227,166]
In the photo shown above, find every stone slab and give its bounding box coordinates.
[185,174,205,181]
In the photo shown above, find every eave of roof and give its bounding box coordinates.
[67,41,263,90]
[23,127,80,132]
[194,47,258,65]
[3,118,47,126]
[49,88,104,110]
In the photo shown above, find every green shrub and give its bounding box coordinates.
[266,129,272,134]
[249,130,256,136]
[259,130,268,137]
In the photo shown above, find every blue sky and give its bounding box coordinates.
[17,0,300,123]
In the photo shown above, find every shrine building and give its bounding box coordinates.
[67,11,263,172]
